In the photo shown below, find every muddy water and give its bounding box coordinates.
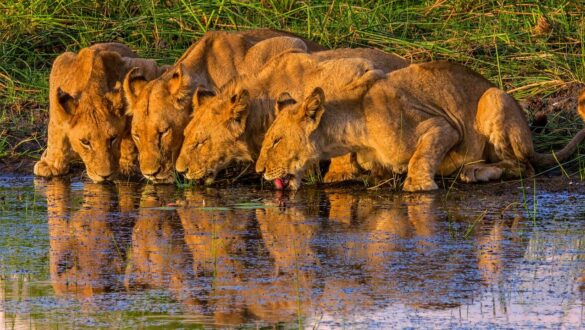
[0,176,583,329]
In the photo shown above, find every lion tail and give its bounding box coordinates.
[530,89,585,167]
[530,129,585,167]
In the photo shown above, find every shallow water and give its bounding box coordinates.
[0,176,583,329]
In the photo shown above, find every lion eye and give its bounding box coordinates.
[272,137,282,148]
[191,138,207,151]
[132,133,140,142]
[80,139,91,149]
[108,135,119,148]
[160,127,171,137]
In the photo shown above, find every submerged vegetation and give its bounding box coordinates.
[1,1,584,172]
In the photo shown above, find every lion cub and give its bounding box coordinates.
[34,43,167,183]
[175,48,407,183]
[256,61,585,191]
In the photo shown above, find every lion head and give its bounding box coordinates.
[51,50,130,182]
[175,85,255,182]
[256,88,326,190]
[57,86,127,182]
[124,64,197,183]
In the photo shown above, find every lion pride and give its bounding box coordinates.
[33,43,167,182]
[175,48,407,183]
[256,60,585,191]
[123,29,325,183]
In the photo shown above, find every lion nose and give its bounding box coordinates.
[143,166,161,177]
[101,172,115,181]
[175,161,187,174]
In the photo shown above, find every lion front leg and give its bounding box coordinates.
[403,118,459,192]
[323,153,361,183]
[119,136,138,176]
[34,122,72,177]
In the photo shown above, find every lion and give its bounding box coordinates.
[123,29,325,183]
[33,43,167,183]
[175,48,407,183]
[256,60,585,191]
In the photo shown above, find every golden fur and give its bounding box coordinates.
[256,61,585,191]
[34,43,167,182]
[175,48,407,182]
[123,29,325,183]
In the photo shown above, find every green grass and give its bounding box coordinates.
[1,0,585,161]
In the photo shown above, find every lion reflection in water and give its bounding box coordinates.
[42,180,528,324]
[321,192,526,314]
[43,180,136,298]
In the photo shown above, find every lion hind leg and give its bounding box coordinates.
[473,87,536,180]
[476,88,534,163]
[403,117,459,192]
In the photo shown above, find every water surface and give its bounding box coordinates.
[0,176,583,328]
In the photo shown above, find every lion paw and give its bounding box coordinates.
[460,166,503,183]
[323,169,357,183]
[403,177,438,192]
[33,159,69,177]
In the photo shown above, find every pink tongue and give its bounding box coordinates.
[274,178,285,190]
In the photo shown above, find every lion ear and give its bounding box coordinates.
[56,87,77,118]
[227,89,249,135]
[122,67,147,115]
[302,87,325,121]
[168,63,193,100]
[275,92,296,116]
[230,89,250,122]
[192,85,215,111]
[106,81,125,117]
[96,51,126,90]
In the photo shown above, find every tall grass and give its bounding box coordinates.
[1,0,584,159]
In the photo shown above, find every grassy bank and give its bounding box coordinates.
[1,1,584,171]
